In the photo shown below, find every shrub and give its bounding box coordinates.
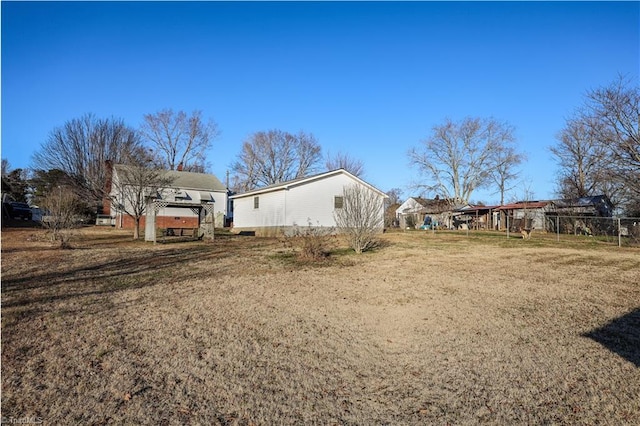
[334,184,384,254]
[285,221,335,261]
[39,187,83,249]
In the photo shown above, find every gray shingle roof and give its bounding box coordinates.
[164,170,226,192]
[113,165,226,192]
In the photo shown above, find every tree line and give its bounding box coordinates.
[551,75,639,216]
[1,108,367,233]
[3,75,639,227]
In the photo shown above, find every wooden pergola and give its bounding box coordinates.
[144,199,215,243]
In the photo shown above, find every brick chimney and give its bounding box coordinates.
[177,162,184,171]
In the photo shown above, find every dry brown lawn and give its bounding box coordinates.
[2,227,639,425]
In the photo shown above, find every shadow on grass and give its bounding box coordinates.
[0,243,238,310]
[583,307,640,367]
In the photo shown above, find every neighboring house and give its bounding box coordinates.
[230,169,387,236]
[395,197,454,229]
[107,164,228,233]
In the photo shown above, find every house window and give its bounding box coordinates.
[334,196,344,209]
[254,196,259,209]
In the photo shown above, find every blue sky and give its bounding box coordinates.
[2,1,638,204]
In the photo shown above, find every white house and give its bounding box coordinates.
[230,169,387,236]
[395,197,454,229]
[107,164,228,235]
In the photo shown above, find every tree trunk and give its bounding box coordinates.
[134,217,140,239]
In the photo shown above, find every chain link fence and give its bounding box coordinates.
[544,215,640,247]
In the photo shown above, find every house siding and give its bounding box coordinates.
[396,198,424,228]
[233,191,286,230]
[232,171,386,236]
[396,198,424,218]
[285,173,357,227]
[111,187,227,230]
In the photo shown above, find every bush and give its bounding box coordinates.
[334,184,384,254]
[39,187,84,249]
[285,221,335,261]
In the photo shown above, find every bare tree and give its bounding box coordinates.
[1,158,11,177]
[334,184,385,254]
[110,160,174,240]
[518,181,537,233]
[583,75,639,211]
[551,76,639,214]
[39,185,84,248]
[32,113,143,206]
[550,116,612,199]
[384,187,403,228]
[408,117,518,204]
[325,151,365,177]
[385,188,404,206]
[491,143,524,206]
[139,109,219,172]
[231,129,322,191]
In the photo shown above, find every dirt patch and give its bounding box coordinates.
[2,227,639,424]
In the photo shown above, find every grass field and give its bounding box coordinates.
[2,226,639,424]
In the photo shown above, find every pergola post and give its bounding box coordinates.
[203,203,215,241]
[147,200,169,243]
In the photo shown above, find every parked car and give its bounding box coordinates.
[9,202,33,220]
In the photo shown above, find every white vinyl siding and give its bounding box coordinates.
[284,173,354,227]
[233,191,286,228]
[231,170,386,232]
